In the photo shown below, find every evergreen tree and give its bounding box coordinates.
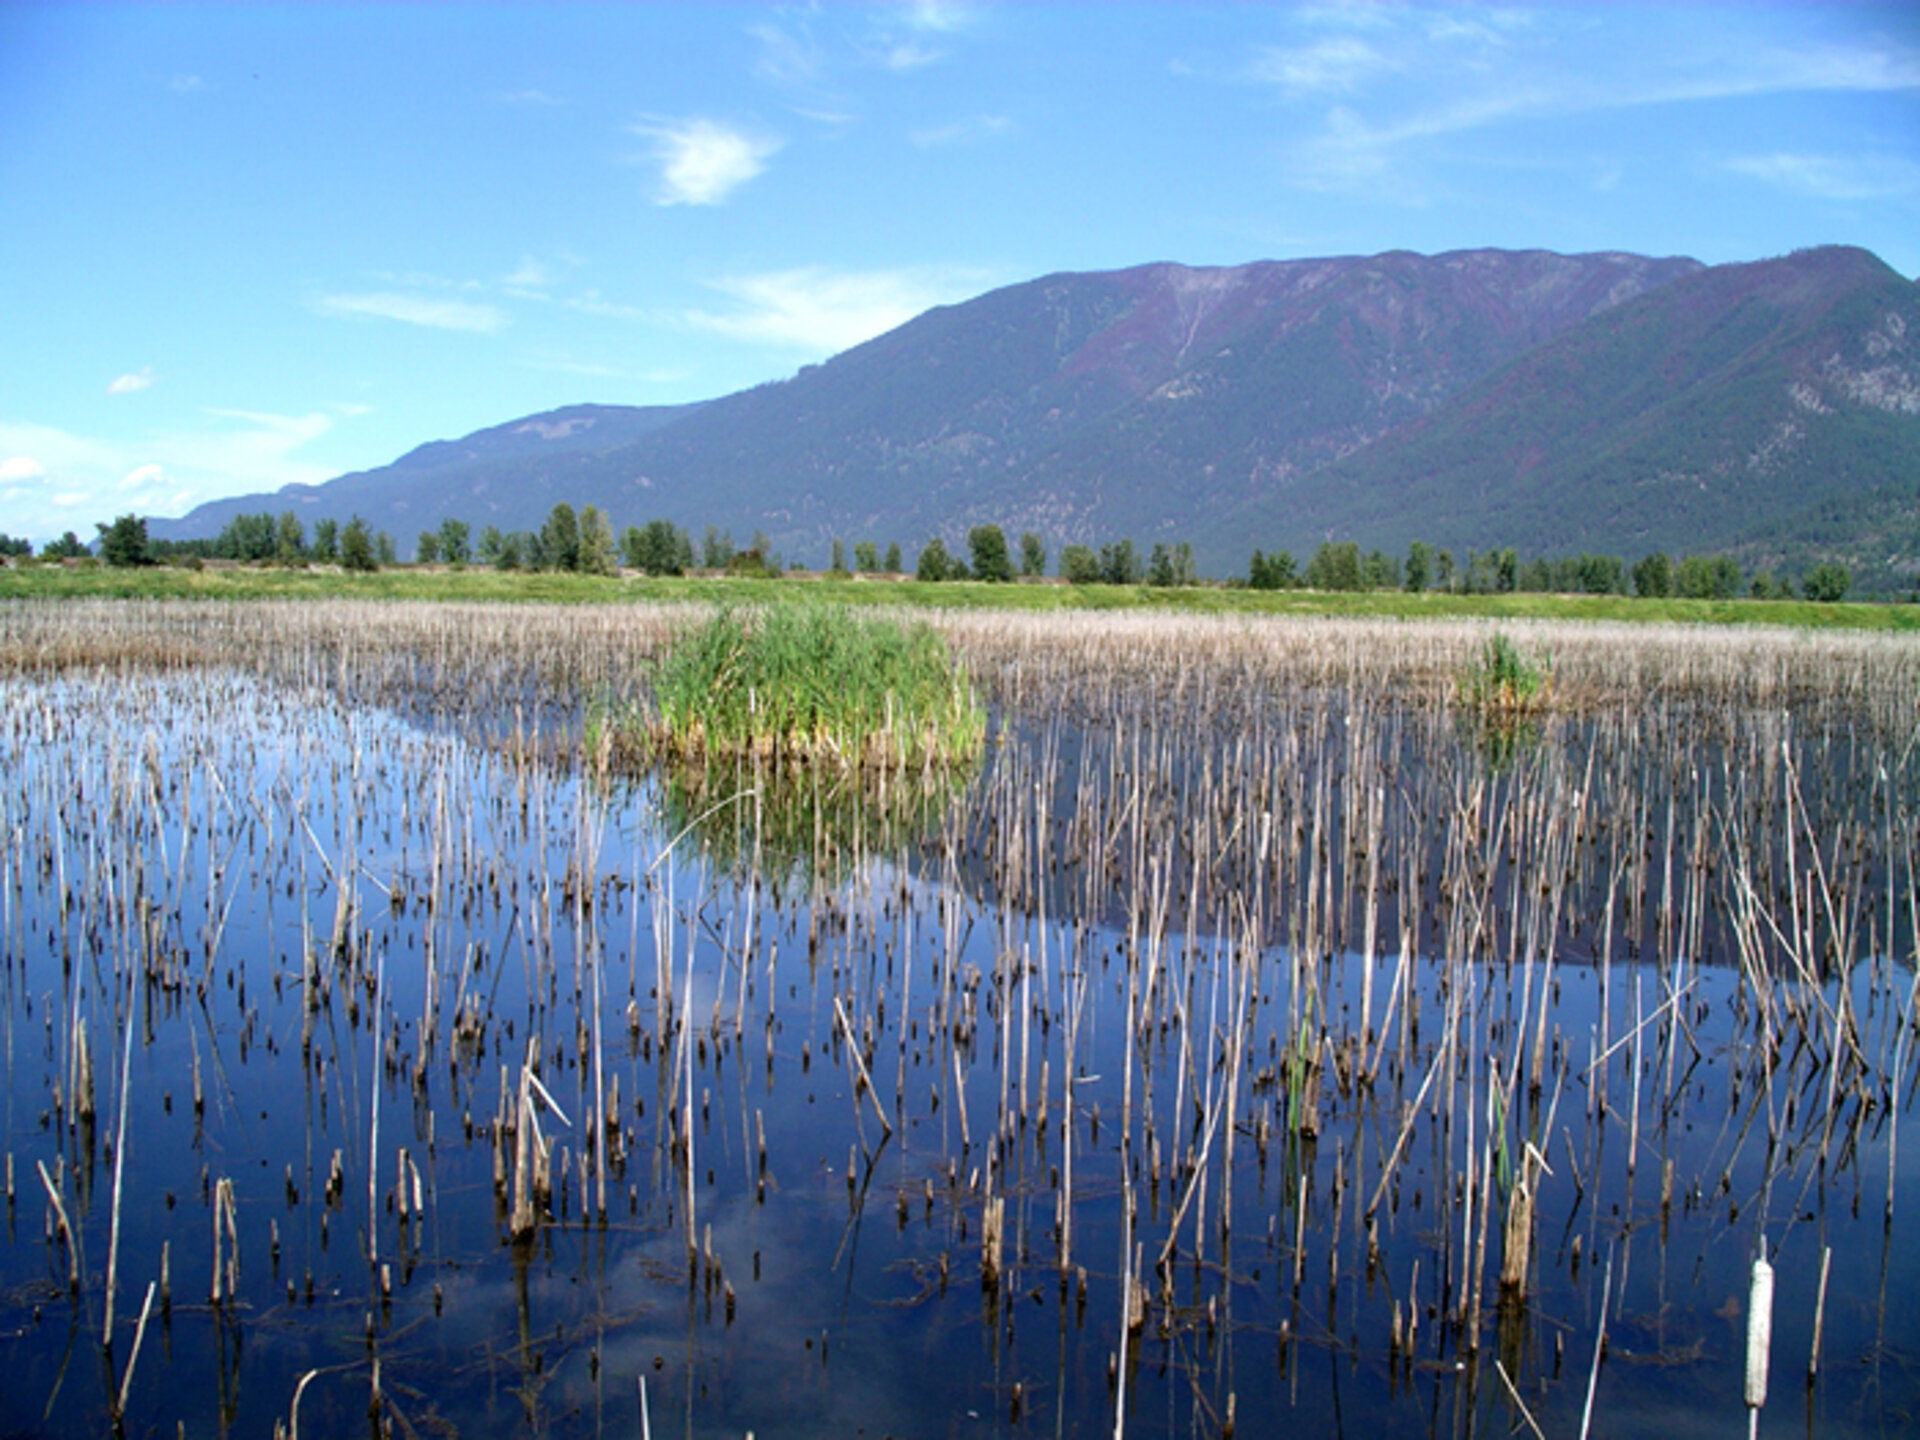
[967,524,1012,582]
[1059,544,1100,584]
[1249,549,1296,590]
[96,514,150,567]
[1802,562,1851,602]
[416,531,440,565]
[1019,531,1046,578]
[541,502,581,572]
[883,541,902,573]
[915,538,951,582]
[1304,541,1361,592]
[438,517,471,568]
[1631,551,1671,598]
[275,511,305,566]
[340,516,377,572]
[623,519,687,575]
[1361,548,1398,590]
[312,519,339,564]
[1404,541,1431,593]
[1098,539,1140,585]
[577,504,617,575]
[853,540,879,573]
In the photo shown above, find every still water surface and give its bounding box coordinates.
[1,667,1915,1438]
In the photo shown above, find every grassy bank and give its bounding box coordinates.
[3,561,1915,630]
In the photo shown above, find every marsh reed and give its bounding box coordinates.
[0,594,1914,1438]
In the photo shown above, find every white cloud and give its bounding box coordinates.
[498,88,564,106]
[317,292,506,332]
[634,117,781,206]
[683,266,989,355]
[168,74,203,93]
[120,462,166,491]
[0,410,339,541]
[1723,152,1920,201]
[107,366,155,395]
[909,114,1012,148]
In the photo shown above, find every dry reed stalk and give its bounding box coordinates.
[1808,1244,1831,1382]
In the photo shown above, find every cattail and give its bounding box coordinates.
[1745,1255,1773,1429]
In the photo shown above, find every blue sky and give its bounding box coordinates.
[2,1,1916,543]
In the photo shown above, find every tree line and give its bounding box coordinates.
[1250,539,1853,603]
[10,508,1857,605]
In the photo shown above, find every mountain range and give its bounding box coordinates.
[153,245,1920,591]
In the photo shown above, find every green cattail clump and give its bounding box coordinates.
[1456,631,1553,716]
[644,605,985,771]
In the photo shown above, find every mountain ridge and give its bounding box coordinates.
[150,245,1918,589]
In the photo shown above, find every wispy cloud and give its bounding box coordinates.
[1245,36,1394,95]
[501,256,553,291]
[498,87,565,106]
[562,289,651,321]
[107,366,155,395]
[168,74,203,94]
[1724,151,1920,201]
[518,351,691,385]
[865,1,977,71]
[898,1,973,35]
[634,117,781,206]
[0,410,340,540]
[317,292,506,332]
[683,266,989,355]
[1244,7,1920,194]
[909,113,1012,148]
[750,22,826,88]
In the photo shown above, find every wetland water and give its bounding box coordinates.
[1,601,1916,1438]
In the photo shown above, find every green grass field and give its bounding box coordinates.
[3,561,1915,630]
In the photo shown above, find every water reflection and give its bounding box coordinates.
[643,752,976,899]
[0,661,1914,1440]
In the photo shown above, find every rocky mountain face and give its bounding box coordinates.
[1200,247,1920,587]
[153,246,1919,588]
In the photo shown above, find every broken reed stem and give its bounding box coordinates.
[1808,1245,1831,1382]
[833,995,893,1138]
[116,1279,157,1416]
[103,965,138,1347]
[36,1159,79,1291]
[1578,1246,1613,1440]
[1493,1357,1547,1440]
